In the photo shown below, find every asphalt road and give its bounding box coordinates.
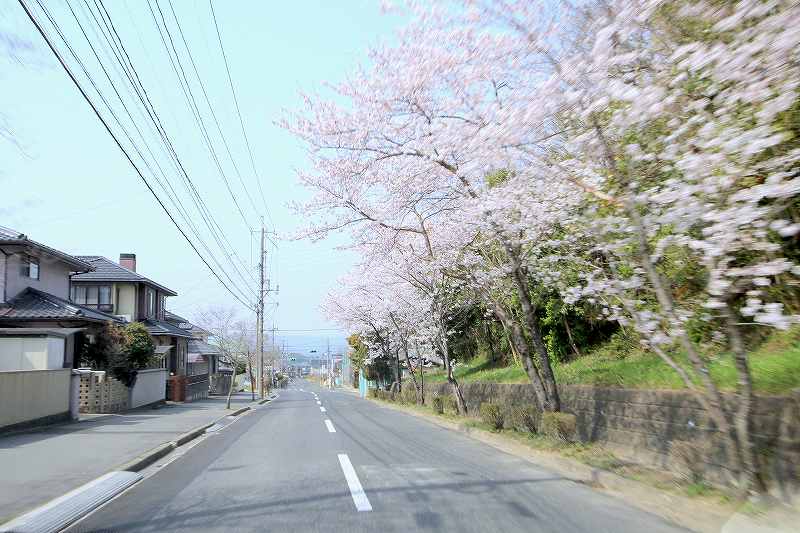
[67,380,685,533]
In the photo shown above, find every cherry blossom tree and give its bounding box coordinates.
[286,0,800,494]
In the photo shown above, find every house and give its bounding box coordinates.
[164,310,226,396]
[0,226,128,431]
[0,226,122,371]
[70,254,197,401]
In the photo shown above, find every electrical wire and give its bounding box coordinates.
[18,0,255,311]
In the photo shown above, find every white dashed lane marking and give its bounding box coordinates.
[324,419,336,433]
[338,454,372,512]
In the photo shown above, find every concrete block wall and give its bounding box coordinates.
[79,371,129,414]
[424,382,800,494]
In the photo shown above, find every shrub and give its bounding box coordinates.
[431,396,444,414]
[442,395,459,415]
[399,386,417,404]
[367,388,379,399]
[479,403,505,431]
[540,412,577,441]
[508,405,539,434]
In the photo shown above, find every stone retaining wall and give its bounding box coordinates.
[424,382,799,495]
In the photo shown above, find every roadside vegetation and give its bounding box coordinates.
[286,0,800,496]
[425,327,800,394]
[367,387,737,506]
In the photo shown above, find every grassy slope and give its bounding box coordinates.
[424,327,800,394]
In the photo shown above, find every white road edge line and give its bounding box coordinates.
[337,454,372,512]
[324,419,336,433]
[320,406,327,412]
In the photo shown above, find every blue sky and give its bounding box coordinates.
[0,1,405,355]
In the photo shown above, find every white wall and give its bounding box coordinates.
[129,368,166,408]
[0,369,71,429]
[0,336,65,371]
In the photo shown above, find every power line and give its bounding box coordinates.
[19,0,255,311]
[147,0,253,234]
[92,0,258,296]
[66,0,257,303]
[208,0,275,230]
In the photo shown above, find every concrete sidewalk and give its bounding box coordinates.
[0,393,259,523]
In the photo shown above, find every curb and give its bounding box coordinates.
[1,400,270,532]
[116,404,256,473]
[367,398,737,533]
[117,442,176,473]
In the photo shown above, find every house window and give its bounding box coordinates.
[70,284,113,312]
[21,256,39,280]
[146,288,155,318]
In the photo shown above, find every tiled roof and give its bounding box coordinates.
[142,318,193,338]
[0,288,122,323]
[0,225,22,240]
[188,338,221,355]
[71,256,177,296]
[0,226,93,271]
[164,310,211,336]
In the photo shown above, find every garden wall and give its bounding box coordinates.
[79,369,167,413]
[0,369,71,432]
[423,382,800,497]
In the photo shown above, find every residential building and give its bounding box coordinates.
[0,226,122,371]
[70,254,196,401]
[164,310,224,397]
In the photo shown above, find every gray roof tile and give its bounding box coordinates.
[0,288,123,323]
[188,338,221,355]
[0,226,94,271]
[142,318,193,338]
[72,256,177,296]
[164,310,210,336]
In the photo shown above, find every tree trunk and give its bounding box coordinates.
[510,264,561,411]
[563,317,581,358]
[226,365,236,409]
[395,349,402,393]
[435,306,467,415]
[419,356,425,405]
[490,299,549,411]
[247,356,255,401]
[723,304,767,494]
[402,343,421,403]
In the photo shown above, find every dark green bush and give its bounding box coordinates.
[541,412,577,441]
[479,403,505,431]
[508,405,539,434]
[431,396,444,414]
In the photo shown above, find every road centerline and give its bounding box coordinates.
[337,454,372,512]
[324,419,336,433]
[320,406,326,412]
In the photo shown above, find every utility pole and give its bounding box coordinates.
[269,325,277,387]
[327,337,332,390]
[256,225,265,399]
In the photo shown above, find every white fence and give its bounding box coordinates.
[0,369,71,430]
